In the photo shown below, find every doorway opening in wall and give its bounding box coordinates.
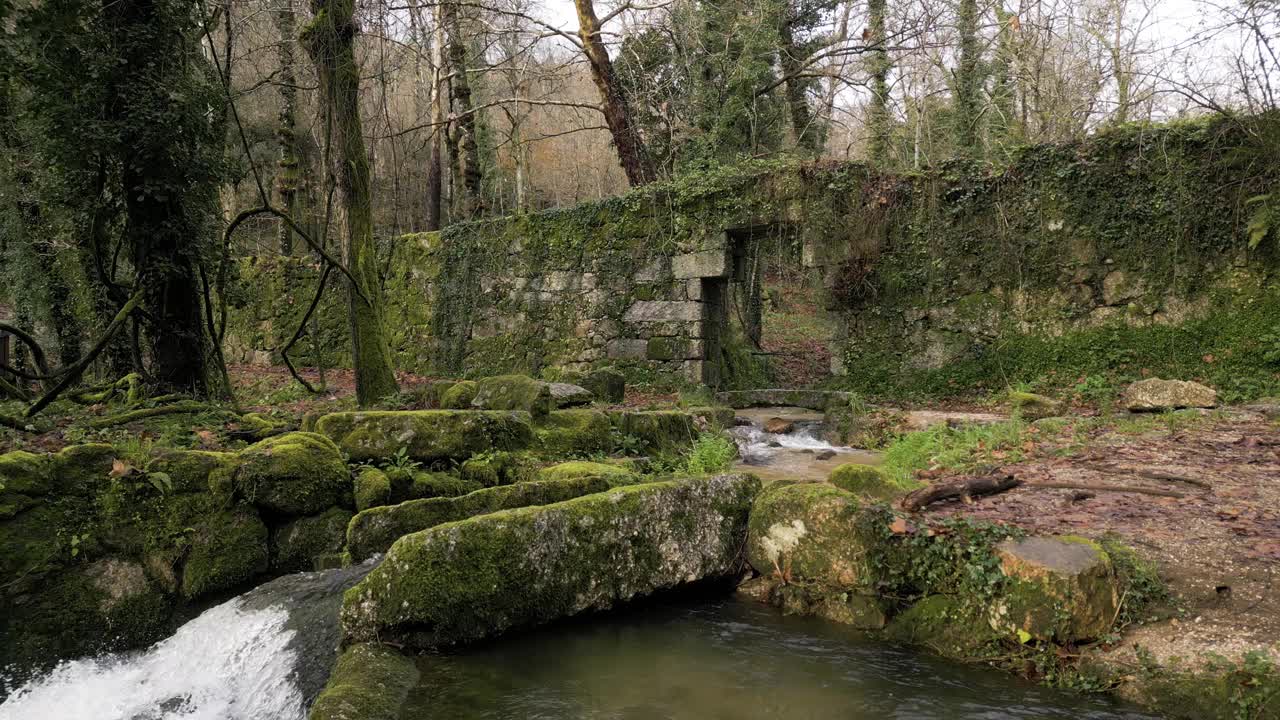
[703,225,836,390]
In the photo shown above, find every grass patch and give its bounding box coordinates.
[880,419,1029,482]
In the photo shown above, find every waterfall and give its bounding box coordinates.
[0,561,375,720]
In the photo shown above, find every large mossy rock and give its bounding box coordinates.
[180,509,270,599]
[230,432,350,516]
[884,595,997,653]
[471,374,553,416]
[355,467,392,511]
[1123,378,1217,411]
[439,380,478,409]
[989,536,1119,643]
[829,463,921,499]
[316,410,535,463]
[745,483,876,589]
[0,450,53,519]
[308,642,420,720]
[346,476,613,561]
[341,474,761,645]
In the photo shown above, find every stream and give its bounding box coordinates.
[404,594,1159,719]
[730,406,880,482]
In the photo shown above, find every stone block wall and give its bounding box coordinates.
[228,115,1280,398]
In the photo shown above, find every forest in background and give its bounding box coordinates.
[1,0,1278,409]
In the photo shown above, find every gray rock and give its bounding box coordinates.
[623,300,702,323]
[1123,378,1217,411]
[547,382,594,408]
[989,536,1119,643]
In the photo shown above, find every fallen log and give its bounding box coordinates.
[900,473,1022,512]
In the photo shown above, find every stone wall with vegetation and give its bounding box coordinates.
[228,114,1280,400]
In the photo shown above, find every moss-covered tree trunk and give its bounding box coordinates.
[952,0,982,158]
[275,0,302,255]
[865,0,892,165]
[302,0,399,405]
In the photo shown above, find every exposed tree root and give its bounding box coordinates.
[901,473,1023,511]
[1026,481,1187,499]
[1080,462,1212,490]
[27,290,144,418]
[87,401,224,429]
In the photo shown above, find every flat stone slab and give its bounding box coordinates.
[315,411,535,463]
[716,389,854,411]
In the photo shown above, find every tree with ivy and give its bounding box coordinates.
[951,0,984,159]
[9,0,232,399]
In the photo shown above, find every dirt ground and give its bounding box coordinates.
[930,409,1280,669]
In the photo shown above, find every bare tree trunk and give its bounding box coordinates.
[442,0,484,220]
[424,5,446,231]
[302,0,399,405]
[573,0,656,186]
[952,0,982,158]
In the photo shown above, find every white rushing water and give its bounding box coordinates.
[0,598,305,720]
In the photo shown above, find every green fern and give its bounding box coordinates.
[1246,192,1276,249]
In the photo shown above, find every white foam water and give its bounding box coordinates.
[0,598,305,720]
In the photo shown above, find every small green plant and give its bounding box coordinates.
[380,446,422,472]
[1100,534,1174,628]
[1260,325,1280,366]
[610,428,646,456]
[683,432,737,475]
[880,419,1029,482]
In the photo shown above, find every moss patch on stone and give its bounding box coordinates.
[355,467,392,511]
[180,509,269,599]
[471,375,552,416]
[308,642,419,720]
[346,476,613,561]
[536,409,613,457]
[272,507,353,573]
[316,410,535,463]
[440,380,478,409]
[829,463,922,499]
[536,461,639,485]
[341,475,761,645]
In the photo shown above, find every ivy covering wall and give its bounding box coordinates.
[228,113,1280,401]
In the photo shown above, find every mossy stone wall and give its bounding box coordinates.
[228,115,1280,398]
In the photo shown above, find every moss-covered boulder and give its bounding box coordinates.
[829,463,921,499]
[346,476,613,561]
[355,467,392,511]
[272,507,354,573]
[885,595,997,653]
[180,510,269,599]
[471,374,553,416]
[458,452,532,487]
[1009,391,1064,419]
[440,380,478,409]
[0,450,52,519]
[989,536,1120,643]
[230,432,350,516]
[536,461,639,485]
[341,474,761,645]
[582,368,625,403]
[1123,378,1217,411]
[608,410,697,453]
[746,483,875,589]
[316,410,535,463]
[308,642,419,720]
